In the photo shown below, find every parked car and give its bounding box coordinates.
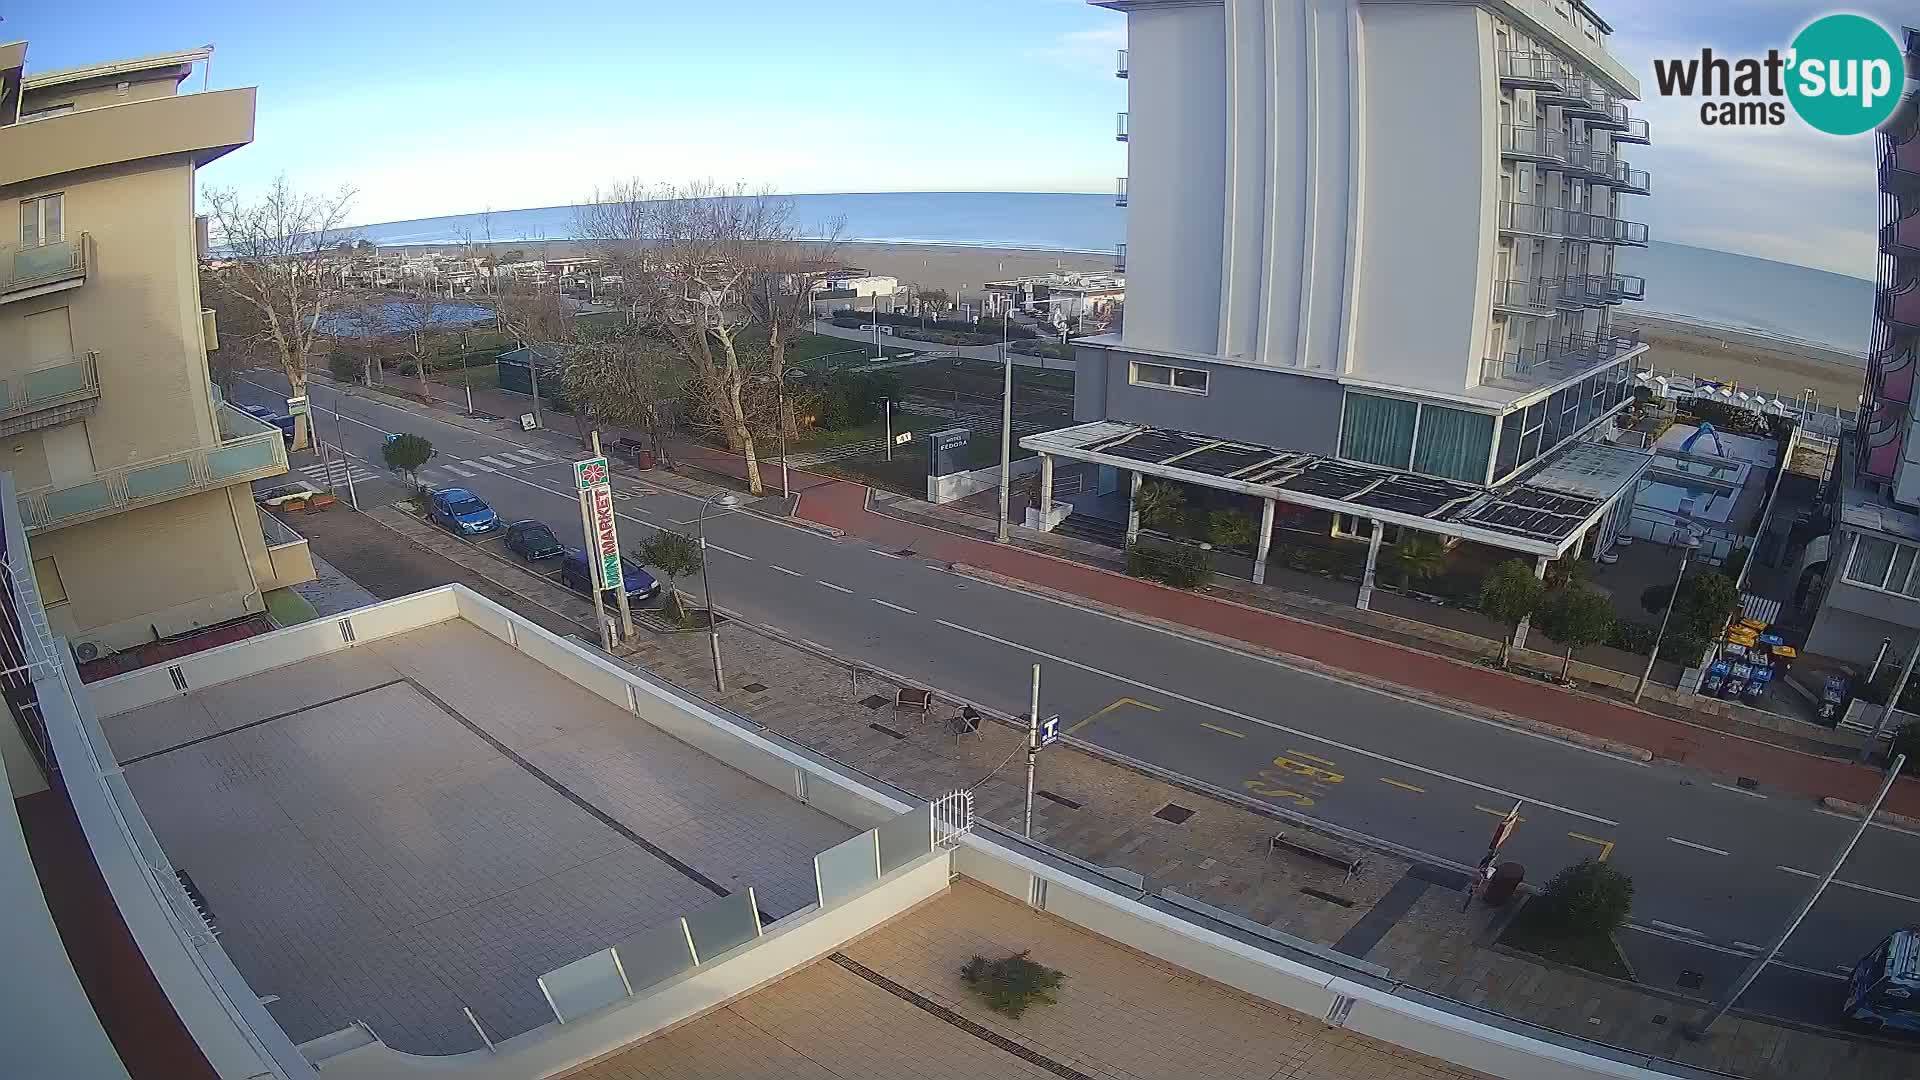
[559,547,660,603]
[503,519,563,562]
[240,403,297,446]
[426,488,499,535]
[856,324,895,336]
[253,481,334,511]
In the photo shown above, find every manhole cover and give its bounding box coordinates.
[868,723,907,740]
[740,682,768,693]
[1153,803,1194,825]
[1651,1015,1668,1026]
[1677,970,1704,990]
[860,694,892,710]
[1036,790,1082,809]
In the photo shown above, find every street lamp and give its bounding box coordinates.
[698,492,741,693]
[1633,528,1700,703]
[998,295,1072,543]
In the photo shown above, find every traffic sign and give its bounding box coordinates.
[285,395,310,417]
[1038,714,1061,747]
[894,431,914,445]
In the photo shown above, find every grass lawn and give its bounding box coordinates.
[787,332,915,366]
[1497,902,1633,980]
[790,411,952,452]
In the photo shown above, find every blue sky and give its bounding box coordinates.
[3,1,1908,279]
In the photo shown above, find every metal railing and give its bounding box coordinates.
[1115,48,1128,78]
[1116,176,1128,207]
[1562,77,1615,118]
[1499,124,1563,162]
[1496,49,1567,88]
[16,402,288,534]
[1115,111,1128,141]
[1490,277,1558,315]
[1481,326,1641,385]
[1499,201,1581,238]
[1613,114,1651,143]
[3,234,89,296]
[1590,215,1650,246]
[0,353,99,424]
[257,507,304,548]
[1115,242,1126,272]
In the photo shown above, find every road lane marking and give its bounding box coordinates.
[872,599,917,615]
[462,459,497,472]
[772,565,803,577]
[1291,750,1338,768]
[1667,837,1731,856]
[1626,926,1850,979]
[1649,920,1704,937]
[818,580,853,594]
[1776,866,1920,905]
[869,549,902,559]
[1712,782,1767,799]
[1568,832,1616,861]
[479,455,517,467]
[934,618,1620,827]
[1380,778,1426,794]
[1065,697,1162,735]
[1200,723,1244,738]
[444,463,477,477]
[710,545,752,560]
[1813,806,1920,839]
[1474,805,1526,822]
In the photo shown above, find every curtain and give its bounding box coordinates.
[1412,405,1496,483]
[1339,394,1417,469]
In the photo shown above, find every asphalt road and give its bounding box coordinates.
[236,372,1920,1023]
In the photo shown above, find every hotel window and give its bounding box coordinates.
[1341,393,1495,484]
[1845,536,1920,597]
[20,193,62,248]
[1129,361,1207,395]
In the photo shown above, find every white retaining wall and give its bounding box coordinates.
[927,454,1042,505]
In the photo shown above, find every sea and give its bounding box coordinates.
[350,192,1877,357]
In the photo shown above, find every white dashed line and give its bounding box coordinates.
[461,459,496,473]
[872,599,917,615]
[443,463,477,477]
[709,545,752,560]
[1711,783,1767,799]
[869,549,902,559]
[1667,837,1731,856]
[1649,920,1704,937]
[1776,866,1920,905]
[772,565,803,577]
[818,580,854,594]
[479,455,515,468]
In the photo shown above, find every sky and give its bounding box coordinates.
[1,0,1909,280]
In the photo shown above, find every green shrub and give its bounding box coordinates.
[327,351,362,384]
[1207,510,1258,552]
[1892,720,1920,765]
[960,951,1064,1018]
[1533,858,1634,938]
[1125,543,1211,589]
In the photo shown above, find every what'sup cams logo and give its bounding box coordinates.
[1652,13,1904,135]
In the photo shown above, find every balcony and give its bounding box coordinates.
[1116,112,1128,142]
[1559,273,1645,305]
[1499,124,1564,165]
[256,508,316,592]
[1498,50,1568,91]
[1490,278,1559,317]
[1889,280,1920,332]
[1613,114,1651,143]
[1499,201,1581,239]
[1586,214,1649,246]
[1116,49,1128,79]
[0,87,255,190]
[1114,243,1126,272]
[1535,72,1602,109]
[1884,211,1920,259]
[0,353,101,437]
[1480,325,1642,389]
[15,402,288,535]
[1116,177,1128,207]
[1,234,89,305]
[1884,135,1920,196]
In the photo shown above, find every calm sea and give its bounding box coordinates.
[352,192,1875,356]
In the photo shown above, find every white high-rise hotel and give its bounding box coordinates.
[1033,0,1654,580]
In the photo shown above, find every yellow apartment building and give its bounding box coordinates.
[0,41,311,662]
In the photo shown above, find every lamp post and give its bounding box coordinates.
[998,295,1070,543]
[334,387,359,511]
[698,492,740,693]
[1634,529,1700,703]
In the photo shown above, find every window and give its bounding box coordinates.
[1343,394,1496,483]
[1846,535,1920,597]
[1129,361,1207,395]
[1333,514,1401,546]
[1340,393,1418,470]
[1411,405,1495,483]
[20,193,62,248]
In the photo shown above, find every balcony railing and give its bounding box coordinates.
[1499,124,1564,164]
[1116,112,1128,141]
[1490,278,1558,316]
[1497,50,1567,90]
[1587,214,1649,246]
[1116,177,1128,207]
[1116,49,1128,79]
[256,508,315,592]
[0,353,101,434]
[2,233,89,302]
[1114,243,1126,272]
[1499,201,1581,239]
[1535,72,1602,109]
[1480,325,1642,387]
[1557,273,1646,306]
[16,403,288,535]
[1884,212,1920,259]
[1613,115,1651,143]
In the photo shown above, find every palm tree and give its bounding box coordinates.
[1392,533,1449,591]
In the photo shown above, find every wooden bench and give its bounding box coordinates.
[1269,827,1364,882]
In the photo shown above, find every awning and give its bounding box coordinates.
[1023,422,1652,557]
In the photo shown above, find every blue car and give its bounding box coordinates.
[240,403,297,446]
[427,488,499,535]
[559,547,660,603]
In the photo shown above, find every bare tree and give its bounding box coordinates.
[201,176,357,450]
[556,330,687,469]
[198,268,270,394]
[576,179,802,496]
[390,271,446,402]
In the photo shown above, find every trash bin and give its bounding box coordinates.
[636,449,655,470]
[1482,862,1524,907]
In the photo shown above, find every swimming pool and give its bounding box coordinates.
[1636,478,1736,523]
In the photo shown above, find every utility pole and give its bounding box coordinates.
[1861,637,1920,762]
[334,392,359,510]
[1024,664,1041,838]
[1634,532,1698,703]
[884,398,893,462]
[528,349,544,430]
[997,315,1015,543]
[1688,754,1905,1039]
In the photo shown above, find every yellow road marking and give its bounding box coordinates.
[1200,722,1244,738]
[1379,778,1426,794]
[1065,696,1162,735]
[1475,805,1525,821]
[1568,832,1616,862]
[1290,750,1338,767]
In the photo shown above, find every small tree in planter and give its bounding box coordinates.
[381,433,436,501]
[960,951,1065,1018]
[1532,858,1634,938]
[1390,532,1449,591]
[1480,559,1543,669]
[633,530,703,625]
[1133,480,1185,534]
[1207,509,1258,553]
[1533,585,1616,681]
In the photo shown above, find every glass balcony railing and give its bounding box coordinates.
[1497,50,1568,90]
[1116,112,1128,142]
[1499,124,1564,163]
[16,402,288,534]
[1116,176,1128,207]
[1613,114,1651,143]
[1490,278,1558,316]
[3,234,89,299]
[1480,326,1642,388]
[0,353,100,428]
[1116,49,1128,79]
[1114,243,1126,272]
[1498,201,1582,238]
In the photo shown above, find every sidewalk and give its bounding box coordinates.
[294,502,1916,1079]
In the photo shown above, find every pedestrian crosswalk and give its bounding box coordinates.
[419,447,555,483]
[300,460,382,487]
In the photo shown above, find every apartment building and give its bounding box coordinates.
[1032,1,1655,588]
[0,41,305,662]
[1806,30,1920,663]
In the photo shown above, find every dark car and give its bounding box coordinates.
[426,488,498,535]
[504,519,563,562]
[240,403,297,446]
[559,547,660,603]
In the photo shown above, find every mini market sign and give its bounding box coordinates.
[573,457,622,589]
